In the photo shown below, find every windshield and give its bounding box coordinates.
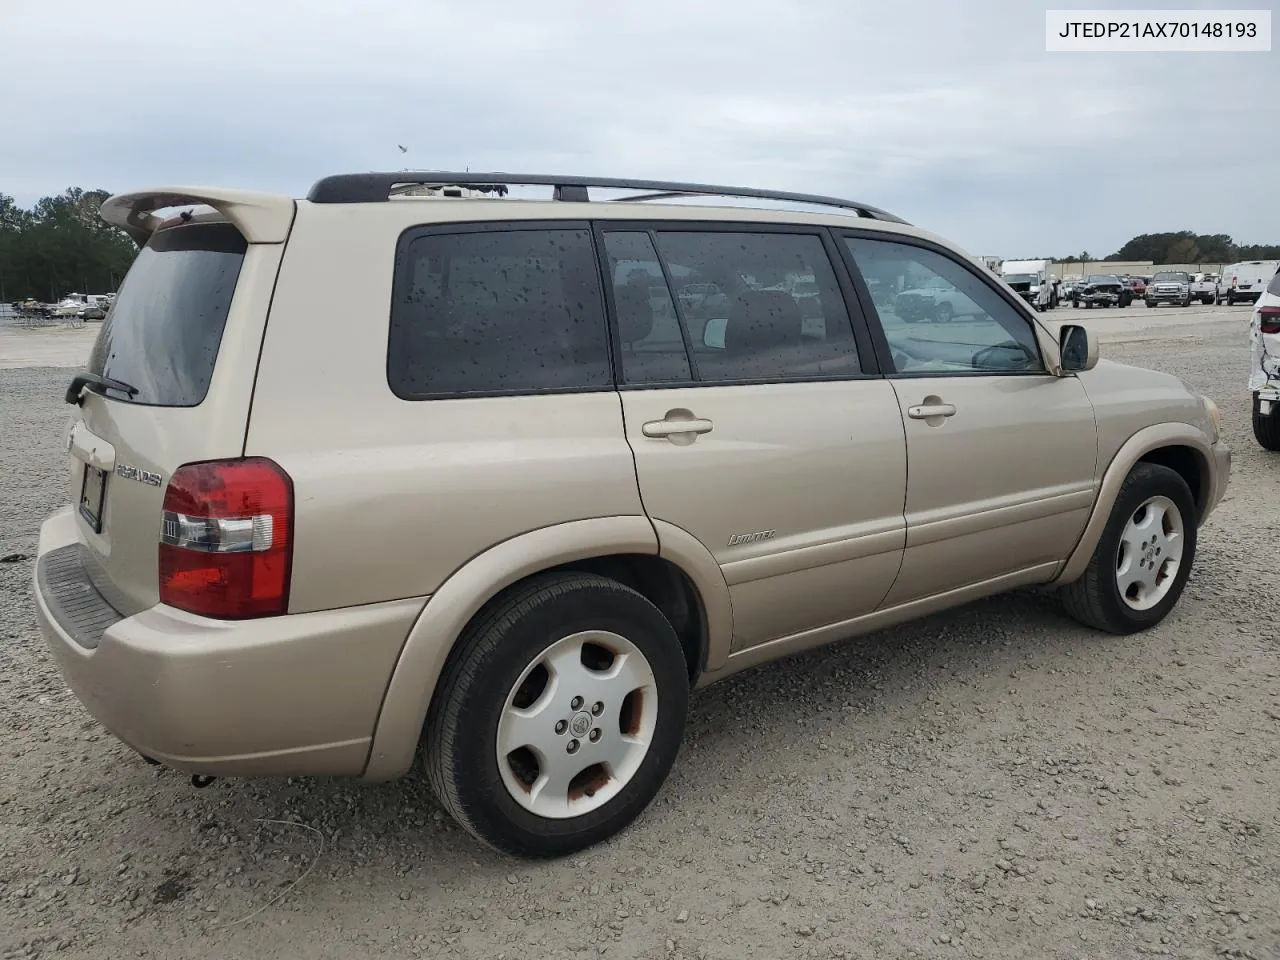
[1086,275,1118,284]
[86,221,246,407]
[1152,272,1190,282]
[1003,273,1035,283]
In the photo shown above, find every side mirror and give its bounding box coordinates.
[1059,324,1098,373]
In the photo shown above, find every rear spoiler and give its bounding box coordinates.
[99,187,296,246]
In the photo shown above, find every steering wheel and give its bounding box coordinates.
[972,340,1037,371]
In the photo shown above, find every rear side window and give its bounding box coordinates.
[1268,267,1280,296]
[389,228,611,399]
[87,221,246,407]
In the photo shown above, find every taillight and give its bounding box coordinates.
[159,458,293,619]
[1259,306,1280,336]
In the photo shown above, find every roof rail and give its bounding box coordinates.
[305,172,908,224]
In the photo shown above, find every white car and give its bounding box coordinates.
[1247,266,1280,449]
[896,276,984,321]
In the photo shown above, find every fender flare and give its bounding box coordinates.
[360,515,731,781]
[650,519,734,672]
[1052,422,1214,586]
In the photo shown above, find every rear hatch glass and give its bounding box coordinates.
[70,219,250,615]
[88,221,246,406]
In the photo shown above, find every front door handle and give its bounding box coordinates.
[642,417,714,438]
[907,402,957,420]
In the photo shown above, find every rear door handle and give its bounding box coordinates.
[907,403,957,420]
[641,417,714,438]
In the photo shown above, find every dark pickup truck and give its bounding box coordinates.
[1071,274,1132,309]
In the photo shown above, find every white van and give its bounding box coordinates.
[1217,261,1280,306]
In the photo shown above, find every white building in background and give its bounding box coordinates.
[1050,260,1227,279]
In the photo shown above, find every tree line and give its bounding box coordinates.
[1058,231,1280,266]
[0,188,137,303]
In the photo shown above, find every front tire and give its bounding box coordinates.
[425,572,689,858]
[1059,463,1197,635]
[1253,392,1280,450]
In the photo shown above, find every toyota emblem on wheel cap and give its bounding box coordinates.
[569,712,592,738]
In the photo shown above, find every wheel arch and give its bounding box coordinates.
[1052,423,1214,586]
[360,516,731,781]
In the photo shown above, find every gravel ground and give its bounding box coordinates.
[2,317,1278,960]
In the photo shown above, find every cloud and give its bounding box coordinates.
[2,0,1274,257]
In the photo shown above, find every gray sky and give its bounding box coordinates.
[3,0,1275,258]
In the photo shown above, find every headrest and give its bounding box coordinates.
[613,280,655,344]
[725,290,801,355]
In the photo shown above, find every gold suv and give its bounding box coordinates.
[33,173,1230,858]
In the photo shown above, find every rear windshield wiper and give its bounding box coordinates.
[65,371,140,405]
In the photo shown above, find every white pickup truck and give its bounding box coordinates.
[1190,273,1218,305]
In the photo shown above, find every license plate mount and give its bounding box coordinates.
[79,463,107,534]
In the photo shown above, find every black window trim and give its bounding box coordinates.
[591,225,702,386]
[834,228,1049,379]
[387,218,617,402]
[593,218,883,392]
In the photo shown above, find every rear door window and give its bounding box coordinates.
[645,230,862,383]
[87,221,246,407]
[388,226,611,398]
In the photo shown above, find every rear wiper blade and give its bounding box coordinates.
[65,371,139,405]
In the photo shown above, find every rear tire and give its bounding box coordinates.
[1253,392,1280,451]
[1059,463,1197,635]
[425,572,689,858]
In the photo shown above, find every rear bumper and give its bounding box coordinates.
[33,506,423,777]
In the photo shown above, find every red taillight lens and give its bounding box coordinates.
[159,458,293,619]
[1259,306,1280,336]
